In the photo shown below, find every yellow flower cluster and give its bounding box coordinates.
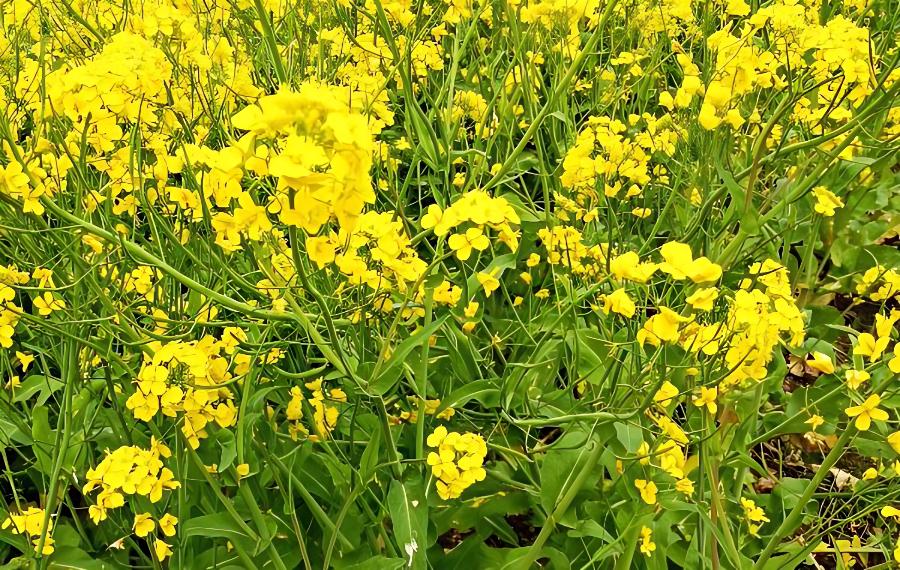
[520,0,601,30]
[229,83,375,236]
[322,211,427,294]
[44,32,170,127]
[538,226,608,278]
[740,497,770,536]
[634,258,804,390]
[699,2,874,131]
[2,506,54,555]
[629,0,698,37]
[0,267,72,347]
[719,260,805,386]
[0,285,22,349]
[286,379,347,441]
[856,266,900,302]
[392,398,456,424]
[134,512,178,562]
[126,339,238,449]
[452,90,496,136]
[426,426,488,500]
[82,440,180,524]
[319,11,444,131]
[559,114,680,209]
[659,54,703,111]
[629,385,696,500]
[421,190,521,260]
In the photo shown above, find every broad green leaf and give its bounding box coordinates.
[387,477,428,570]
[12,375,63,404]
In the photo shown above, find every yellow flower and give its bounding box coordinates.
[14,351,33,372]
[236,463,250,478]
[637,307,689,346]
[134,513,155,538]
[845,394,889,431]
[655,416,689,445]
[448,227,490,261]
[692,386,718,415]
[653,381,679,407]
[844,369,870,390]
[600,288,636,318]
[33,292,65,316]
[658,242,722,284]
[806,414,824,431]
[420,204,444,231]
[159,514,178,537]
[632,207,652,218]
[698,103,722,129]
[675,478,694,496]
[609,252,658,283]
[476,271,500,297]
[854,333,890,362]
[891,344,900,374]
[659,91,675,109]
[882,506,900,520]
[426,425,448,447]
[685,287,718,311]
[154,539,172,562]
[658,242,694,280]
[805,352,835,374]
[888,431,900,454]
[639,526,656,556]
[875,311,900,338]
[634,479,657,505]
[812,186,844,217]
[306,236,337,268]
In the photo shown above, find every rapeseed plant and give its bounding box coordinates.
[0,0,896,567]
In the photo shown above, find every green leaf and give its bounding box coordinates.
[358,434,381,481]
[370,316,448,395]
[717,162,758,234]
[437,379,500,413]
[336,556,405,570]
[180,513,256,552]
[215,429,237,472]
[12,375,64,404]
[540,447,587,526]
[0,414,33,448]
[31,405,55,474]
[387,477,428,570]
[47,546,112,569]
[614,421,644,453]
